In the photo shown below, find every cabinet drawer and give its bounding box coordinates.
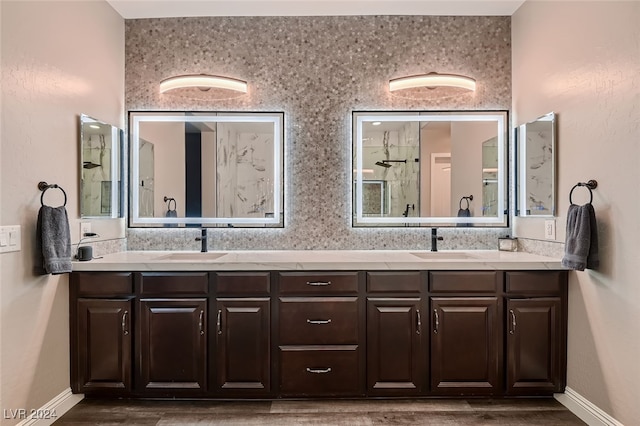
[278,272,358,294]
[506,271,565,295]
[367,272,421,293]
[73,272,133,296]
[139,272,209,295]
[216,272,270,295]
[279,346,359,396]
[279,297,358,344]
[429,271,499,293]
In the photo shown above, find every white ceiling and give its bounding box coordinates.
[106,0,526,19]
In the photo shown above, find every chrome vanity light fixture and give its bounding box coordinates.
[159,74,248,95]
[389,72,476,99]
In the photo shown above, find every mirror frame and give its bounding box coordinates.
[128,111,284,227]
[352,110,509,227]
[79,114,123,219]
[518,112,556,217]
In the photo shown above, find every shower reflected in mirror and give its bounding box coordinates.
[79,114,122,218]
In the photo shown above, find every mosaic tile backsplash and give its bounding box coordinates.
[126,16,512,250]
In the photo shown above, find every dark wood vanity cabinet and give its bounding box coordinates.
[505,271,567,395]
[430,297,501,395]
[73,298,132,393]
[277,272,364,396]
[426,270,567,396]
[137,272,209,395]
[70,272,133,394]
[429,271,503,395]
[70,268,567,399]
[366,272,426,396]
[138,298,208,394]
[214,272,271,396]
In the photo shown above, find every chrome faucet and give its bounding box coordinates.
[195,228,208,252]
[431,228,444,252]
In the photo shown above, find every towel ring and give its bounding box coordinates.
[459,195,473,210]
[164,196,176,212]
[569,180,598,205]
[38,181,67,207]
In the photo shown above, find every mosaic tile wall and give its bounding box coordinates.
[125,16,512,250]
[89,238,127,258]
[517,237,565,258]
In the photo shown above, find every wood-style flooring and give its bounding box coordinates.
[53,398,586,425]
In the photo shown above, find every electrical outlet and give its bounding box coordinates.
[80,222,92,237]
[544,219,556,240]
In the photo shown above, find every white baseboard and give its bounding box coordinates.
[555,387,624,426]
[16,388,84,426]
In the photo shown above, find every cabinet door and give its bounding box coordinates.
[507,298,563,394]
[138,298,207,394]
[431,297,501,395]
[74,299,132,393]
[215,298,271,395]
[367,298,425,395]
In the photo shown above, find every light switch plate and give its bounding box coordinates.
[544,219,556,240]
[0,225,21,253]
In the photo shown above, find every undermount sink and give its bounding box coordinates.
[410,252,474,260]
[158,252,228,261]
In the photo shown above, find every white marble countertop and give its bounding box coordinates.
[71,250,565,271]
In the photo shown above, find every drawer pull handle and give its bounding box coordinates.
[307,319,332,325]
[416,309,421,335]
[306,367,332,374]
[509,309,516,335]
[306,281,331,286]
[217,309,222,335]
[122,310,129,336]
[199,310,205,336]
[433,309,439,334]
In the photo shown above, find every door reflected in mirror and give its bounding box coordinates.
[518,112,555,217]
[129,112,284,227]
[353,111,508,227]
[80,114,122,218]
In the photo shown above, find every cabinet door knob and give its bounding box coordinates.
[306,319,332,325]
[217,309,222,335]
[433,309,439,334]
[122,310,129,336]
[509,309,516,335]
[306,367,332,374]
[416,309,422,335]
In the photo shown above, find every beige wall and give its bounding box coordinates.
[139,120,186,217]
[512,1,640,424]
[450,121,496,217]
[0,1,124,423]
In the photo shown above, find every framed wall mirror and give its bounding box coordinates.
[352,111,508,227]
[129,112,284,227]
[518,112,556,217]
[80,114,123,218]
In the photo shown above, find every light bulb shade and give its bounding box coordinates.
[389,73,476,92]
[159,74,248,94]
